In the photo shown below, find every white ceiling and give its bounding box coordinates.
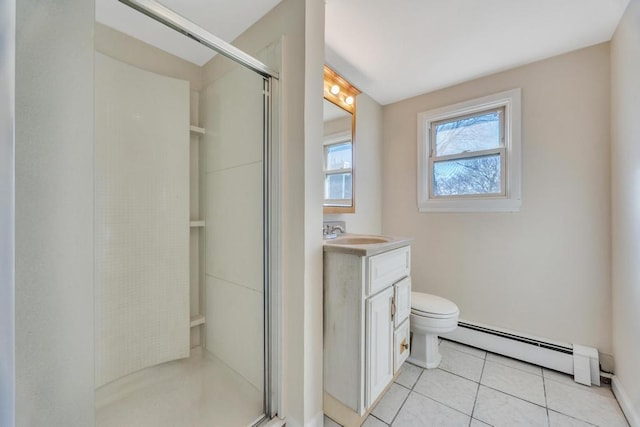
[95,0,282,66]
[325,0,629,105]
[97,0,630,106]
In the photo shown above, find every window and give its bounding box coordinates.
[417,89,521,212]
[324,131,353,207]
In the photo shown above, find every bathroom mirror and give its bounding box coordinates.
[323,66,360,214]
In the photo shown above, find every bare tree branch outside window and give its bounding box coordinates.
[432,110,502,196]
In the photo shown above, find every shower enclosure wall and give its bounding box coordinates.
[93,3,279,425]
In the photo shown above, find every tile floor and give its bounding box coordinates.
[325,339,629,427]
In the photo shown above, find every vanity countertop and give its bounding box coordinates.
[322,233,413,256]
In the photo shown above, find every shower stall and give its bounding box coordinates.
[93,1,279,425]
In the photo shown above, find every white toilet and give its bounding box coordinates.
[407,291,460,369]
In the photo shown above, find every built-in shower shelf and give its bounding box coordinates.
[190,125,205,135]
[190,314,205,327]
[190,220,205,228]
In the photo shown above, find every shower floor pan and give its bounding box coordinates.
[96,347,263,427]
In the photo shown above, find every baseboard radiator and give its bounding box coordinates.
[441,320,600,386]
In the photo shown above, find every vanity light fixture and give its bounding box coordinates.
[324,65,360,114]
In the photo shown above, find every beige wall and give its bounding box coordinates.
[15,0,95,425]
[611,0,640,423]
[383,44,613,360]
[325,93,384,234]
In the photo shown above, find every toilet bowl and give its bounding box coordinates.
[407,291,459,369]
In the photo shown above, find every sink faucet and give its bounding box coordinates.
[331,224,345,234]
[323,221,346,238]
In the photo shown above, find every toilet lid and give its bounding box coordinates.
[411,292,459,316]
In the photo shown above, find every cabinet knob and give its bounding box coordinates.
[400,338,408,353]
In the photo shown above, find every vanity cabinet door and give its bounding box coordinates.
[394,277,411,327]
[365,286,394,408]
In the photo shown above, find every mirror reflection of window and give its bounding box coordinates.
[327,142,351,170]
[323,99,354,210]
[324,134,353,205]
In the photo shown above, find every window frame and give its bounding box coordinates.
[417,88,522,212]
[429,106,506,199]
[323,130,353,207]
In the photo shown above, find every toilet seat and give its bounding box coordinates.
[411,292,459,318]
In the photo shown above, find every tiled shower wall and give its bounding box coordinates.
[95,53,190,387]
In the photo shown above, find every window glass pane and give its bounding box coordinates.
[326,142,352,171]
[325,172,352,201]
[433,154,501,196]
[434,109,502,157]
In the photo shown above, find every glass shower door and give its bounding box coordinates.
[200,57,267,424]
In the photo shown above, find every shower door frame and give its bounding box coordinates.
[0,1,16,425]
[117,1,281,423]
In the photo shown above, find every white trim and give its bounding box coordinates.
[431,147,504,163]
[325,199,352,206]
[325,168,352,175]
[612,376,640,427]
[417,88,522,213]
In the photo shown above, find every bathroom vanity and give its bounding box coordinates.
[323,235,412,427]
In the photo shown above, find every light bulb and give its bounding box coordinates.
[345,96,354,105]
[330,85,340,95]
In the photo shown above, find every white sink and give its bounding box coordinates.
[324,234,412,256]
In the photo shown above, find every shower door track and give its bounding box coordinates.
[118,0,279,79]
[117,1,281,425]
